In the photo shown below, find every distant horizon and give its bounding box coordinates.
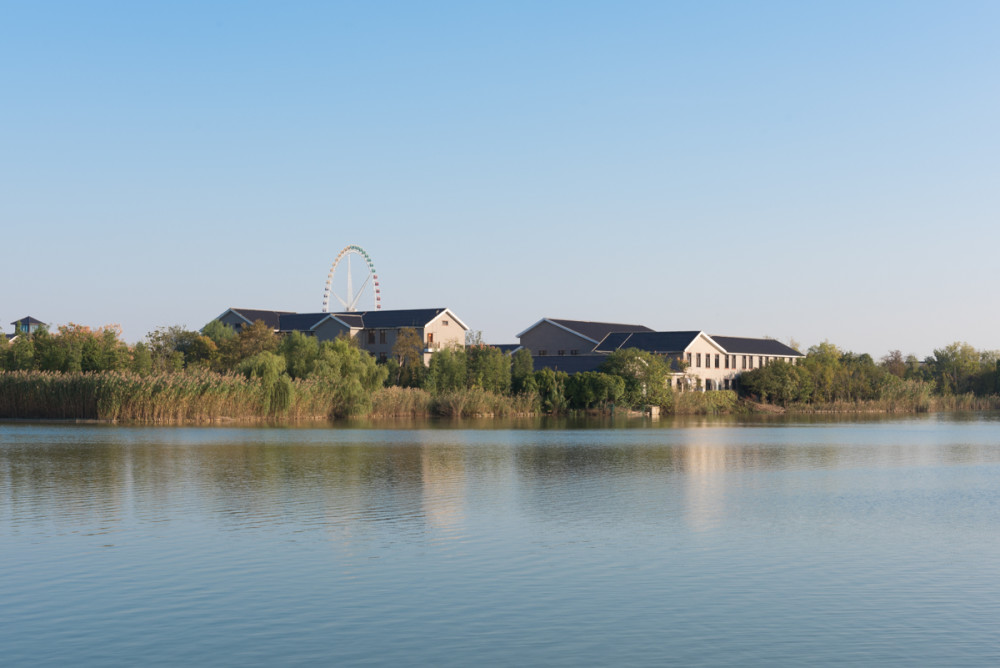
[4,2,998,359]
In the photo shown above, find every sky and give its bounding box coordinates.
[2,1,998,358]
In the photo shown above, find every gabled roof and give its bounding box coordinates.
[595,331,703,354]
[710,336,803,357]
[277,313,332,332]
[490,344,522,354]
[517,317,653,343]
[532,355,607,374]
[334,308,467,330]
[11,316,45,326]
[219,308,295,330]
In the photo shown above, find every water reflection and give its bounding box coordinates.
[3,417,1000,539]
[3,417,1000,666]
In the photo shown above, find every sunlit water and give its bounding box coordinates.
[2,414,999,666]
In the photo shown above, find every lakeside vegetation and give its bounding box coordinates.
[1,321,999,422]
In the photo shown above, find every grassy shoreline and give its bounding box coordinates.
[2,371,998,425]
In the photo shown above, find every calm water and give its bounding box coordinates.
[2,414,1000,666]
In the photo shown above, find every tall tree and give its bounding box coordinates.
[392,327,426,387]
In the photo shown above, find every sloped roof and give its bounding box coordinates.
[595,331,702,354]
[333,308,459,329]
[711,336,803,356]
[532,355,607,374]
[11,316,45,326]
[227,308,295,330]
[490,344,522,354]
[519,318,652,343]
[278,313,331,332]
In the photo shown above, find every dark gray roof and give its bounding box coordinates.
[229,309,295,330]
[547,318,653,343]
[595,331,702,353]
[333,308,450,329]
[330,313,365,328]
[711,336,803,356]
[278,313,330,332]
[11,316,45,326]
[491,344,522,354]
[532,355,607,374]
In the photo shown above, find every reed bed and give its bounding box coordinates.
[0,370,337,423]
[672,390,739,415]
[432,387,537,417]
[371,386,434,418]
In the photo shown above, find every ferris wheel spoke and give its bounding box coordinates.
[347,275,373,310]
[322,244,382,313]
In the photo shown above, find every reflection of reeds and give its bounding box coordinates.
[0,370,337,423]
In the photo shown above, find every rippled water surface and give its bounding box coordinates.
[2,414,1000,666]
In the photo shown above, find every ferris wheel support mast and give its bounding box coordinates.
[322,245,382,313]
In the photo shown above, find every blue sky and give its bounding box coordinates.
[2,1,998,357]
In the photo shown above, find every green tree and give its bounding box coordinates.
[202,319,237,346]
[218,320,278,371]
[279,330,320,379]
[312,338,388,417]
[239,351,293,415]
[465,345,511,394]
[511,348,535,395]
[8,335,35,370]
[534,368,569,413]
[392,327,426,387]
[566,371,625,409]
[599,348,671,408]
[130,342,153,376]
[425,347,467,394]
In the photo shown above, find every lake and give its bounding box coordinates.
[2,414,999,666]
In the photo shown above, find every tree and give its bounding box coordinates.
[312,338,388,417]
[566,371,625,409]
[202,319,237,346]
[465,345,510,394]
[511,348,535,395]
[599,348,671,408]
[146,325,201,372]
[130,342,153,376]
[534,368,569,413]
[880,350,907,378]
[218,320,278,371]
[425,347,467,394]
[239,351,293,415]
[279,330,320,379]
[392,327,426,387]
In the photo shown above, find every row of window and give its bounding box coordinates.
[537,350,580,356]
[670,377,734,391]
[685,352,797,370]
[364,330,436,345]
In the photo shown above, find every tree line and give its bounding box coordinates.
[0,321,682,419]
[739,341,1000,409]
[3,321,998,419]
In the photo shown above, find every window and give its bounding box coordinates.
[758,356,763,367]
[742,355,747,369]
[379,329,386,344]
[442,320,449,326]
[724,356,729,369]
[539,350,547,356]
[686,353,692,365]
[696,353,701,368]
[367,330,375,344]
[379,352,387,363]
[427,333,434,344]
[570,349,579,355]
[715,354,720,368]
[558,350,565,356]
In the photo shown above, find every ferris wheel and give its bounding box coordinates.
[322,245,382,312]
